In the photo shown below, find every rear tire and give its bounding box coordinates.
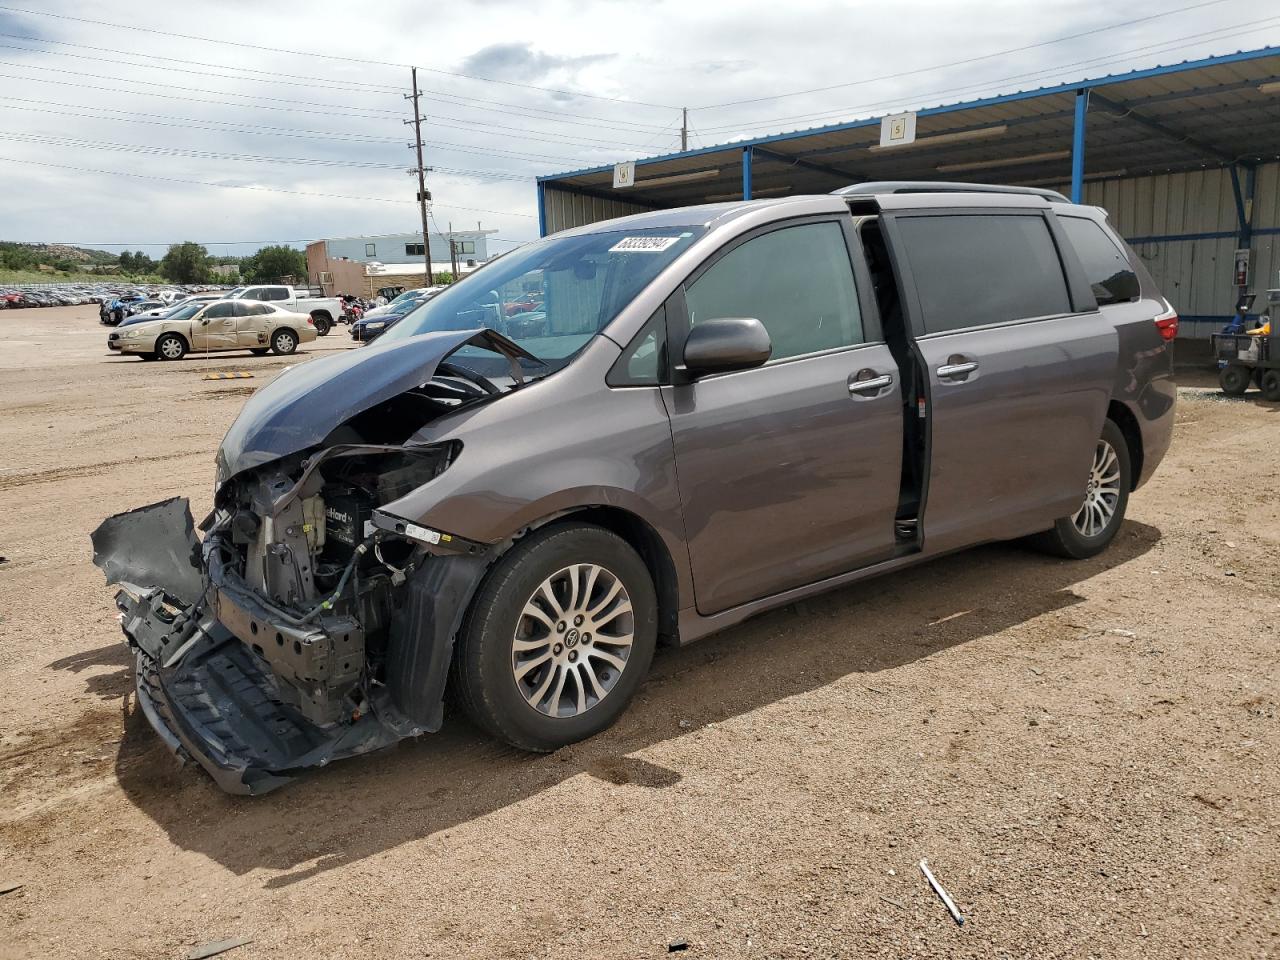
[311,313,331,337]
[453,523,658,752]
[1261,369,1280,403]
[1029,419,1131,560]
[1219,364,1251,396]
[271,329,297,355]
[154,333,187,361]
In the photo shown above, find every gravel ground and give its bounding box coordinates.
[0,306,1277,959]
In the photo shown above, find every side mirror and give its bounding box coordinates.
[682,317,772,376]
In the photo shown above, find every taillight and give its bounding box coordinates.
[1154,302,1178,342]
[306,316,315,326]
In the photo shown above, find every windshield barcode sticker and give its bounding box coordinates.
[609,236,682,253]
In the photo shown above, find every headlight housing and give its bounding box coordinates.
[366,321,385,329]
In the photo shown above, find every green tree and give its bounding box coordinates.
[131,251,156,274]
[243,245,306,283]
[118,251,135,272]
[159,242,211,283]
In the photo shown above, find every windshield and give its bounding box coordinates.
[167,300,206,321]
[377,225,705,371]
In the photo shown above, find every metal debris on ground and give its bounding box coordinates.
[201,372,254,380]
[667,938,689,952]
[919,859,964,926]
[185,936,254,959]
[0,880,24,895]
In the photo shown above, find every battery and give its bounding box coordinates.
[324,487,372,553]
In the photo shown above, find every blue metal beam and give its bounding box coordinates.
[536,181,547,238]
[537,45,1280,184]
[1071,90,1087,203]
[742,146,753,200]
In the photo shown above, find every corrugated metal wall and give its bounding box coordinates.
[543,184,650,234]
[1050,162,1280,338]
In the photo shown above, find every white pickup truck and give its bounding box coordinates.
[225,285,343,336]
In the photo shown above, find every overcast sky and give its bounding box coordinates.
[0,0,1274,256]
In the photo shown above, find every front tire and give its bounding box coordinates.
[249,347,270,356]
[1030,419,1131,559]
[154,333,187,361]
[453,523,658,752]
[271,329,298,355]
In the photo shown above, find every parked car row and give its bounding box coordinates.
[3,281,232,309]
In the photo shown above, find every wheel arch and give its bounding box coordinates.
[156,330,189,349]
[492,505,682,646]
[1106,400,1143,491]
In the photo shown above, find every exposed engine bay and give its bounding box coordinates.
[92,329,534,794]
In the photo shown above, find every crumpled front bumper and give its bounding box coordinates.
[94,498,407,795]
[125,618,400,795]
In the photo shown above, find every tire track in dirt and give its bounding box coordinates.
[0,450,206,491]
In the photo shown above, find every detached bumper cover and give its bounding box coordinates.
[93,498,409,795]
[126,621,400,796]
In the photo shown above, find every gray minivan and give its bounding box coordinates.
[94,183,1177,794]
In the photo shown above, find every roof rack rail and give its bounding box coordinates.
[832,181,1070,203]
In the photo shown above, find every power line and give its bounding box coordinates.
[0,60,406,115]
[0,70,406,119]
[0,4,678,109]
[696,0,1239,109]
[0,31,674,129]
[0,155,538,217]
[0,40,406,96]
[0,96,646,156]
[2,130,551,180]
[0,33,408,93]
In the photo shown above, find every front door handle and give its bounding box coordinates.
[937,360,979,381]
[848,370,893,397]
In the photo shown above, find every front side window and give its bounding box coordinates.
[1059,216,1140,306]
[897,214,1071,334]
[684,221,864,362]
[379,224,705,377]
[205,302,234,319]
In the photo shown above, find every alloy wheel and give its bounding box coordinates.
[159,337,183,359]
[511,563,635,718]
[1071,438,1122,537]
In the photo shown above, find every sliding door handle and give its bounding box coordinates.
[848,370,893,397]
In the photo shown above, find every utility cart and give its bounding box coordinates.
[1214,289,1280,401]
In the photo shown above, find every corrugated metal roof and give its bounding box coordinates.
[540,46,1280,212]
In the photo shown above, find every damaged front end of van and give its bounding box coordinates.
[92,329,535,794]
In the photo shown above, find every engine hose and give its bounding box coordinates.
[297,535,376,623]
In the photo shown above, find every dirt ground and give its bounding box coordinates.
[1,305,1277,959]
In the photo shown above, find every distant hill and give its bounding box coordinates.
[0,241,118,265]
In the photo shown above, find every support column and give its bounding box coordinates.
[742,146,753,200]
[536,181,548,238]
[1071,89,1088,203]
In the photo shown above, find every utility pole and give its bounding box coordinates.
[406,67,433,284]
[681,107,688,151]
[448,220,459,279]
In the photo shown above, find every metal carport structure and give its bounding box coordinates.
[537,46,1280,336]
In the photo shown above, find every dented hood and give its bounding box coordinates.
[217,328,534,482]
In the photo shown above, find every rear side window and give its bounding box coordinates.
[685,221,864,361]
[897,214,1071,334]
[248,303,273,316]
[1059,216,1140,305]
